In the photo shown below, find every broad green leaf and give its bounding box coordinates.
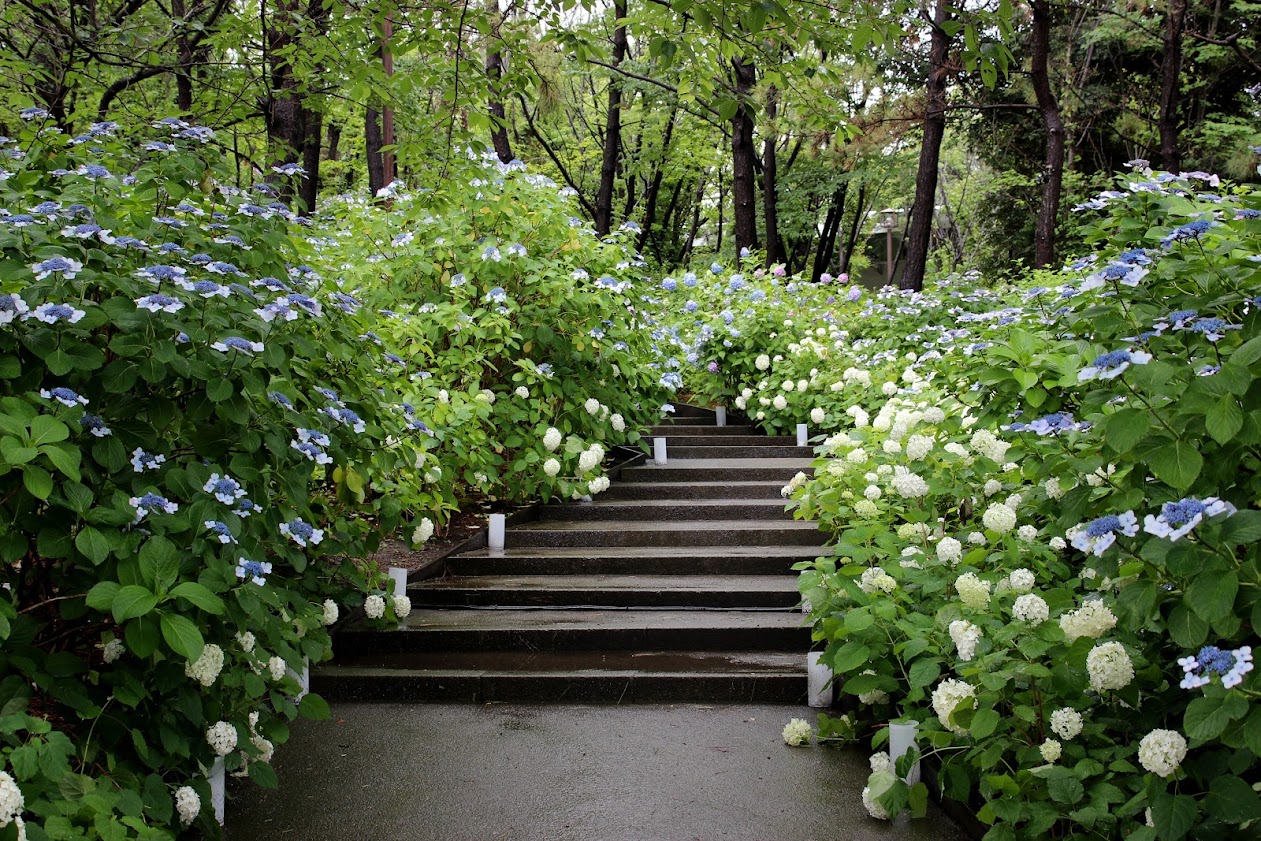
[907,658,941,691]
[1204,775,1261,824]
[1204,395,1243,444]
[1103,408,1149,454]
[1151,792,1197,841]
[74,527,112,565]
[139,536,179,592]
[159,612,204,661]
[970,709,1000,739]
[1147,439,1202,490]
[28,414,68,445]
[112,585,158,623]
[1184,571,1237,621]
[85,581,120,611]
[1167,604,1209,648]
[21,464,53,499]
[168,582,225,615]
[298,692,331,720]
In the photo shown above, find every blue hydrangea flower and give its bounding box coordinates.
[204,520,236,544]
[505,243,527,257]
[135,294,184,313]
[32,256,84,281]
[79,414,111,437]
[235,557,272,585]
[481,245,501,262]
[0,294,29,325]
[661,278,677,291]
[1187,318,1241,342]
[1144,497,1236,541]
[130,492,178,519]
[256,301,297,323]
[203,473,246,505]
[268,392,295,410]
[1160,219,1216,247]
[212,337,263,354]
[1078,348,1152,381]
[322,406,365,433]
[40,386,88,407]
[234,498,258,518]
[290,438,333,464]
[1005,412,1089,435]
[280,518,324,548]
[1179,645,1253,690]
[75,164,112,180]
[484,287,507,304]
[137,264,187,283]
[1070,511,1138,556]
[315,387,342,405]
[252,276,291,293]
[272,162,306,176]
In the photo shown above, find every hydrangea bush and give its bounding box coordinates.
[650,162,1261,840]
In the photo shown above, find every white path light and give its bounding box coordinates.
[888,720,922,785]
[209,757,226,825]
[653,437,667,465]
[796,424,808,447]
[715,406,727,427]
[807,651,832,708]
[488,513,506,552]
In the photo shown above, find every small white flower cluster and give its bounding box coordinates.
[889,469,929,499]
[1138,729,1188,777]
[543,457,561,477]
[1040,738,1062,763]
[861,778,892,820]
[268,656,287,681]
[543,427,563,452]
[610,413,625,433]
[413,516,435,544]
[981,502,1017,533]
[184,643,225,687]
[936,536,963,565]
[588,476,611,495]
[932,678,977,735]
[781,471,808,499]
[1059,600,1118,641]
[782,718,812,746]
[174,785,200,825]
[949,619,982,661]
[859,566,897,594]
[322,599,339,625]
[1012,594,1049,625]
[206,721,238,756]
[394,595,412,618]
[970,428,1011,462]
[1008,568,1035,592]
[236,631,256,653]
[857,669,889,705]
[577,443,605,473]
[905,434,934,460]
[364,594,386,620]
[0,770,23,827]
[1050,708,1083,740]
[102,638,125,664]
[954,572,991,609]
[1086,641,1134,692]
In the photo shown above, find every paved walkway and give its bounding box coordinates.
[229,702,965,841]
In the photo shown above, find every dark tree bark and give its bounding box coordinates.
[1030,0,1065,268]
[839,183,867,275]
[262,0,329,210]
[898,0,953,291]
[1158,0,1187,171]
[761,81,783,266]
[171,0,194,113]
[366,105,386,196]
[638,105,678,251]
[485,0,513,162]
[326,123,341,160]
[812,183,847,281]
[681,178,705,264]
[730,55,759,255]
[594,0,628,235]
[299,108,322,213]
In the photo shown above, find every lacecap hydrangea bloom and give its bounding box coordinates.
[1143,496,1236,541]
[1070,511,1138,556]
[1178,645,1253,689]
[782,718,812,746]
[1138,729,1188,778]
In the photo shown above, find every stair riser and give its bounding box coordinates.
[411,589,801,609]
[663,406,715,420]
[645,435,796,446]
[449,556,815,576]
[506,528,821,548]
[537,503,791,522]
[667,446,809,459]
[647,425,754,436]
[335,625,811,655]
[315,672,806,704]
[599,484,786,501]
[620,467,813,482]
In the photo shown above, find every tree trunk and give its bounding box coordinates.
[839,183,867,275]
[327,123,341,160]
[594,0,628,235]
[262,0,328,209]
[761,82,783,267]
[1030,0,1065,268]
[731,55,759,255]
[485,0,513,163]
[299,108,322,213]
[172,0,194,114]
[681,178,705,264]
[1158,0,1187,171]
[638,106,678,251]
[898,0,952,291]
[812,183,847,281]
[366,105,386,196]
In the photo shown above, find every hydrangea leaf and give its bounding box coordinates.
[158,612,204,662]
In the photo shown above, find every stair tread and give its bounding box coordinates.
[628,457,814,468]
[323,649,804,673]
[548,498,791,509]
[418,574,801,592]
[453,545,825,558]
[514,518,819,532]
[396,608,806,632]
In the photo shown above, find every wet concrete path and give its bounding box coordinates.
[229,702,967,841]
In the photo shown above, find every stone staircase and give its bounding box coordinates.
[315,404,824,704]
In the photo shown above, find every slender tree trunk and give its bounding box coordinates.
[485,0,513,162]
[366,105,386,195]
[731,56,759,255]
[594,0,628,235]
[638,106,678,251]
[812,183,847,281]
[898,0,953,291]
[716,167,726,255]
[761,82,783,266]
[171,0,194,114]
[839,183,867,275]
[326,123,341,160]
[299,109,322,213]
[1030,0,1065,268]
[1158,0,1187,171]
[681,178,705,263]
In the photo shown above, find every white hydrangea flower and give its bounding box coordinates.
[882,382,898,396]
[810,407,825,425]
[937,536,963,566]
[882,439,901,455]
[393,595,412,619]
[543,427,563,452]
[905,434,934,461]
[863,485,882,501]
[1049,536,1067,550]
[1009,568,1036,592]
[1050,708,1083,740]
[1059,601,1118,641]
[862,779,892,820]
[782,718,812,746]
[184,643,225,687]
[206,721,238,756]
[611,413,625,433]
[543,458,561,477]
[322,599,339,626]
[1044,477,1065,499]
[869,751,893,775]
[584,398,600,415]
[515,386,529,399]
[268,656,287,681]
[364,594,386,620]
[1040,738,1062,763]
[981,503,1017,533]
[890,470,930,498]
[174,785,200,825]
[589,476,610,494]
[856,669,889,704]
[1012,594,1049,625]
[734,396,748,410]
[955,572,991,609]
[413,516,435,544]
[1017,525,1038,542]
[773,394,788,410]
[854,499,879,518]
[755,354,771,371]
[970,429,1011,462]
[797,379,809,392]
[949,619,982,661]
[932,679,977,735]
[1086,641,1134,692]
[967,531,986,545]
[781,380,794,392]
[578,444,603,473]
[859,567,897,594]
[1138,729,1187,778]
[0,771,23,827]
[102,638,125,664]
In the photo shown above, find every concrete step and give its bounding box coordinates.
[412,574,802,609]
[646,424,755,436]
[538,498,792,522]
[620,458,814,483]
[335,609,812,655]
[448,545,824,576]
[645,434,796,446]
[599,480,788,501]
[507,519,822,548]
[664,405,714,420]
[666,444,808,459]
[314,650,807,704]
